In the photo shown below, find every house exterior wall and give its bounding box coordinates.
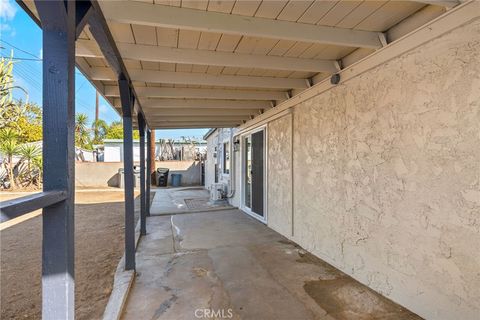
[267,114,293,238]
[103,140,207,162]
[103,140,145,162]
[265,19,480,320]
[204,131,218,190]
[205,128,239,205]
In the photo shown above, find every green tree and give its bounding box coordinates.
[92,119,108,144]
[1,55,42,142]
[105,120,140,139]
[16,101,42,142]
[0,54,28,130]
[75,113,92,149]
[0,128,19,189]
[18,144,41,186]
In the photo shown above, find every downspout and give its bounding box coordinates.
[291,112,295,238]
[227,129,235,198]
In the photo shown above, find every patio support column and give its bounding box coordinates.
[146,127,152,216]
[138,114,147,235]
[119,78,136,271]
[149,130,156,184]
[35,1,76,318]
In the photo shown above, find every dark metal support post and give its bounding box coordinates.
[146,127,152,216]
[35,1,76,318]
[138,115,147,235]
[119,78,135,271]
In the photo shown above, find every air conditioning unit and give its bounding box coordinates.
[210,183,226,201]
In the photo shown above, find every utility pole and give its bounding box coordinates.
[95,90,99,122]
[94,90,99,142]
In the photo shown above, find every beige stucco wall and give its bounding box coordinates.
[266,19,480,319]
[267,114,293,237]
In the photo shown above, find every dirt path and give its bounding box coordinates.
[0,191,140,320]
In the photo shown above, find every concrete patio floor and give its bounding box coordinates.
[150,187,232,215]
[121,208,420,320]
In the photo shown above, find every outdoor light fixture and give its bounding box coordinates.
[233,139,240,152]
[330,74,341,85]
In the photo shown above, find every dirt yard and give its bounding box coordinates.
[0,190,140,320]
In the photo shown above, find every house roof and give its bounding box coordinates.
[202,128,217,141]
[20,0,459,129]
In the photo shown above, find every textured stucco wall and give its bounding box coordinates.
[267,114,293,237]
[266,19,480,319]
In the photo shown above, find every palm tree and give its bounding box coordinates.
[18,144,41,186]
[92,119,108,144]
[0,128,19,189]
[75,113,91,149]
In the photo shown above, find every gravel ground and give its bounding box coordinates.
[0,190,140,320]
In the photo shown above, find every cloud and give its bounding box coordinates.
[0,22,14,37]
[39,49,43,59]
[99,104,109,115]
[0,24,11,32]
[0,0,17,21]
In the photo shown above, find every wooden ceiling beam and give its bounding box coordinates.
[121,98,272,110]
[77,39,338,73]
[104,86,288,101]
[143,108,261,116]
[90,67,308,89]
[99,1,382,48]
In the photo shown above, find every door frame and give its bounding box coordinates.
[239,125,268,223]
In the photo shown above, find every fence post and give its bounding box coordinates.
[35,1,76,318]
[119,78,135,271]
[138,115,147,235]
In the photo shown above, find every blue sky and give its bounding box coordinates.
[0,0,208,140]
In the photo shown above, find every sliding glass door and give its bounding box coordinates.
[243,129,265,220]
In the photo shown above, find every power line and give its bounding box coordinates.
[0,39,41,59]
[1,40,99,115]
[15,63,42,91]
[0,56,42,61]
[15,67,42,92]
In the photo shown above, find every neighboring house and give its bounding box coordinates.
[103,139,206,162]
[204,128,236,194]
[203,17,479,319]
[0,141,95,163]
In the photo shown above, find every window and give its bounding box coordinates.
[223,142,230,174]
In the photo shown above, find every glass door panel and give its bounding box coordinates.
[244,136,252,208]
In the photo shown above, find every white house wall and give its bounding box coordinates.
[205,128,239,205]
[263,19,479,320]
[204,131,218,190]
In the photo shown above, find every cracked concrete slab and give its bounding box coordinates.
[120,210,420,320]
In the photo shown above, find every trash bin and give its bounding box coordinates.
[118,168,124,188]
[171,173,182,187]
[118,167,139,188]
[133,166,140,188]
[156,168,169,187]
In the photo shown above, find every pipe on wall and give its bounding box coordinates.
[227,128,235,198]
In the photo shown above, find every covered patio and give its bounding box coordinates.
[121,208,419,320]
[2,0,479,319]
